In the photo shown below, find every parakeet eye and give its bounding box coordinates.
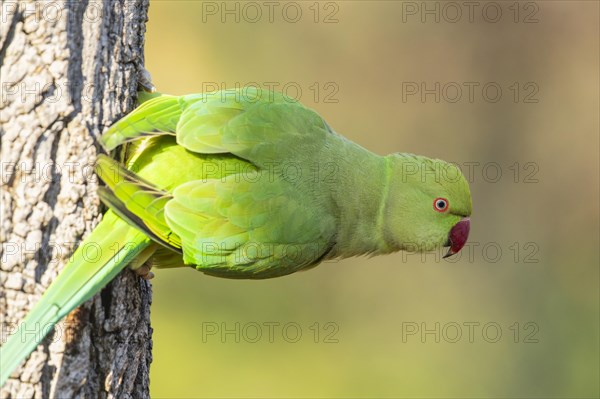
[433,198,449,212]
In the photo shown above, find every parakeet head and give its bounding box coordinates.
[383,153,472,257]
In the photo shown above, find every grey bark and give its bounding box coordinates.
[0,1,151,398]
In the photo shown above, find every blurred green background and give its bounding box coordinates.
[144,1,599,397]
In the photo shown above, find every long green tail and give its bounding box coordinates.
[0,211,153,386]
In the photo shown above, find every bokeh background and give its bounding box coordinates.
[144,1,599,397]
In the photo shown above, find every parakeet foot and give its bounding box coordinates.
[134,264,155,280]
[137,66,155,93]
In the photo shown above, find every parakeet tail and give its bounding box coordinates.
[0,211,153,386]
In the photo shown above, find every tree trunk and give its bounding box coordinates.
[1,1,151,397]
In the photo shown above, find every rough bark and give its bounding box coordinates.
[0,1,151,398]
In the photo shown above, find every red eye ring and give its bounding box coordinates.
[433,197,449,213]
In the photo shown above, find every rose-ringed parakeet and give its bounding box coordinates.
[0,88,471,385]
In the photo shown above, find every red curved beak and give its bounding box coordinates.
[443,217,470,258]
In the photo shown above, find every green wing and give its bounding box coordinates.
[100,89,337,278]
[165,171,335,278]
[102,88,331,164]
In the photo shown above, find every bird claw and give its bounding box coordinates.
[135,264,155,280]
[137,67,156,93]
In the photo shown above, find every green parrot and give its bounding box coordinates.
[0,87,471,385]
